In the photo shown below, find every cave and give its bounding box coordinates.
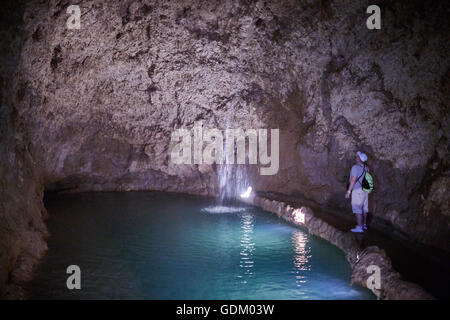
[0,0,448,301]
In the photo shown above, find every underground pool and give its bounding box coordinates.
[28,192,375,300]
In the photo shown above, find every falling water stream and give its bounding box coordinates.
[216,122,252,210]
[218,164,250,202]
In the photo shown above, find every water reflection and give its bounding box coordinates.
[237,211,255,284]
[292,230,311,289]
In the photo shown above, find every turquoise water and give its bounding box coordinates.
[29,192,375,300]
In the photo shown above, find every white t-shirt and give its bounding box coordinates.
[350,163,370,190]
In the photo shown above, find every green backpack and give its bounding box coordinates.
[360,164,374,194]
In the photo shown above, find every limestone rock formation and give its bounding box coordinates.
[0,1,48,298]
[0,0,449,297]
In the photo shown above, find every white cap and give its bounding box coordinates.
[357,151,368,162]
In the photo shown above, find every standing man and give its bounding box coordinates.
[345,151,370,233]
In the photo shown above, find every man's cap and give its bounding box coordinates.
[357,151,368,162]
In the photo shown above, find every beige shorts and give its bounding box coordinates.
[351,188,369,214]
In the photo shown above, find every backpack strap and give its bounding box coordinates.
[356,163,366,187]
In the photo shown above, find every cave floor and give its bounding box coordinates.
[256,191,450,300]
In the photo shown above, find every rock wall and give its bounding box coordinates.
[0,0,449,296]
[0,0,48,298]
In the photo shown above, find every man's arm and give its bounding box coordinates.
[345,176,357,199]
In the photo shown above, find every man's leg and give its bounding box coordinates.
[363,192,369,227]
[356,213,363,227]
[351,190,364,232]
[352,190,363,226]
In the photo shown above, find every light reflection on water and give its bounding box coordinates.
[238,211,255,283]
[292,230,311,297]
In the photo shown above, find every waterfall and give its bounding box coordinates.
[202,122,252,213]
[218,164,250,203]
[217,124,251,203]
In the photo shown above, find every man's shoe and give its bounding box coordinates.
[351,226,364,233]
[363,224,368,230]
